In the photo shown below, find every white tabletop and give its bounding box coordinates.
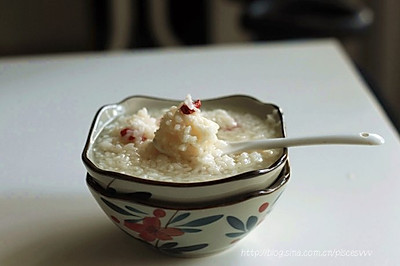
[1,39,399,265]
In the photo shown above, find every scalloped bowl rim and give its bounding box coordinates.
[87,162,290,210]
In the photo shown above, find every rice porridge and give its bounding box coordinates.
[91,95,283,182]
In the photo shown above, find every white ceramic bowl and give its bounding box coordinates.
[82,95,288,203]
[87,162,290,257]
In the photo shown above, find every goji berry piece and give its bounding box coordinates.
[193,99,201,109]
[180,99,201,115]
[120,128,130,137]
[180,104,194,114]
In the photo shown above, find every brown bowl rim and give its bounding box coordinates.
[86,162,290,210]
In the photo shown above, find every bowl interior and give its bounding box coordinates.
[82,95,287,187]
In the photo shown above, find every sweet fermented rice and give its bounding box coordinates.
[91,102,282,183]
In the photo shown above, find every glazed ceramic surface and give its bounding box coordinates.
[82,95,288,203]
[87,163,290,257]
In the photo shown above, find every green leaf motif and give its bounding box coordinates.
[246,216,258,231]
[101,198,137,216]
[159,242,178,249]
[167,244,208,253]
[226,232,245,238]
[226,216,245,231]
[124,218,143,224]
[177,215,223,227]
[170,212,190,224]
[179,228,202,233]
[125,205,148,215]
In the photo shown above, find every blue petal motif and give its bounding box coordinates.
[101,198,138,216]
[226,232,245,238]
[125,205,148,215]
[170,212,191,224]
[178,215,223,227]
[159,242,178,249]
[246,216,258,231]
[124,218,143,223]
[179,228,202,233]
[226,216,245,231]
[167,244,208,253]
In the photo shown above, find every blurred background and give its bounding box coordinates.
[0,0,399,131]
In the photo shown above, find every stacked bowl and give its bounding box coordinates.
[82,95,290,257]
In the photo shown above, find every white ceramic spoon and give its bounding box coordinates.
[223,132,384,154]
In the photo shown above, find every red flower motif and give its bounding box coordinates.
[230,238,243,245]
[110,215,120,224]
[124,215,184,242]
[258,202,269,213]
[153,209,166,218]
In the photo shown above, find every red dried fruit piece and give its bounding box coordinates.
[120,128,136,142]
[180,104,193,115]
[120,128,130,137]
[193,99,201,109]
[180,99,201,115]
[120,127,146,143]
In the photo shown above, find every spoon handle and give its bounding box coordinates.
[226,132,384,154]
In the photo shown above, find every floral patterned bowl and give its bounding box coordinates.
[82,95,288,203]
[87,162,290,257]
